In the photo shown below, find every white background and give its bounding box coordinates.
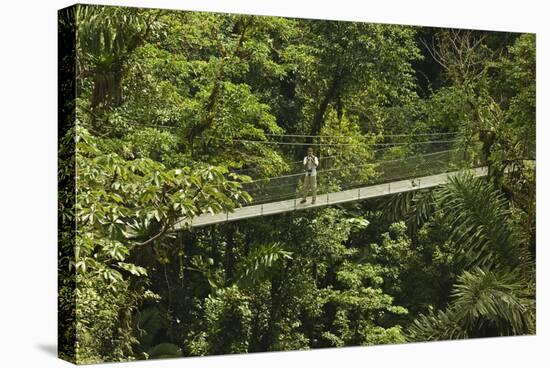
[0,0,547,366]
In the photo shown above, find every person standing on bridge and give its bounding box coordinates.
[300,147,319,205]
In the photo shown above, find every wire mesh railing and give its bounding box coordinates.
[230,138,461,176]
[242,146,476,205]
[183,165,489,228]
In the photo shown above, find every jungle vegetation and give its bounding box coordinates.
[58,4,535,364]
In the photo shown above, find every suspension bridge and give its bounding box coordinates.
[175,132,485,229]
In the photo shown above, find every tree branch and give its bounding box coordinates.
[419,36,450,72]
[130,183,205,247]
[132,222,169,247]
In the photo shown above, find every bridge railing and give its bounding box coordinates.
[184,166,489,227]
[242,146,478,205]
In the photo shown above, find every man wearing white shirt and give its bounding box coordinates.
[300,147,319,204]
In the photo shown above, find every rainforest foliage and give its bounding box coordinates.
[58,5,535,364]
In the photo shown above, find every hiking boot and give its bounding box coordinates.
[311,199,316,205]
[300,199,307,204]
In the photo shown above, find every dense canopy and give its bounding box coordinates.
[58,5,535,364]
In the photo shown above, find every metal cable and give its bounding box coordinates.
[213,137,459,147]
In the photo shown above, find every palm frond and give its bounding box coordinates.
[452,267,535,336]
[406,308,467,341]
[407,267,534,341]
[235,243,292,288]
[436,173,523,269]
[380,188,436,230]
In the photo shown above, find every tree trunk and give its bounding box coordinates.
[225,225,235,282]
[263,269,282,351]
[336,94,343,127]
[309,74,341,142]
